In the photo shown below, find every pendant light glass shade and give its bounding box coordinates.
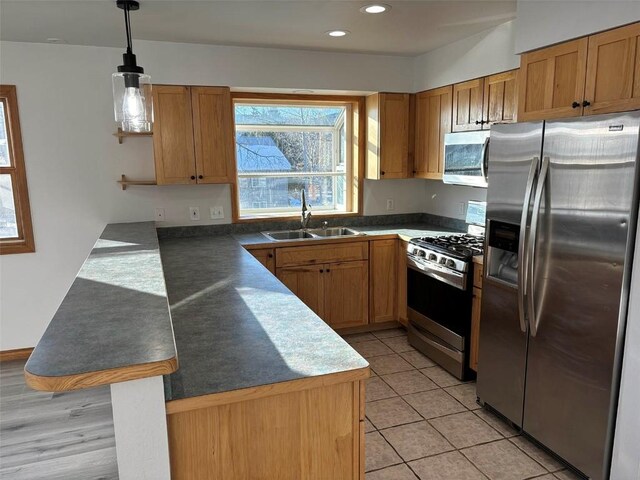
[112,72,153,133]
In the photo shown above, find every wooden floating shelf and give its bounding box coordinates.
[118,175,157,191]
[113,128,153,144]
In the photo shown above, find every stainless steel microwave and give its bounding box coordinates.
[443,130,490,188]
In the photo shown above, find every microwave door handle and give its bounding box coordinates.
[528,156,550,337]
[517,156,539,333]
[480,137,490,182]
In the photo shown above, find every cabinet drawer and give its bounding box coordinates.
[276,241,368,268]
[473,264,483,289]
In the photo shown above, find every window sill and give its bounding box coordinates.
[235,211,360,224]
[0,240,36,255]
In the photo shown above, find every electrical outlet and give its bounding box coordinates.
[189,207,200,221]
[155,208,165,221]
[386,199,395,211]
[458,202,466,215]
[210,206,224,219]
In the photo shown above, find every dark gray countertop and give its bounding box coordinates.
[25,222,177,383]
[160,234,369,401]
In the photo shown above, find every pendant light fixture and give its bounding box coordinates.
[112,0,152,133]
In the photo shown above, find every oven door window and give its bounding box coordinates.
[407,267,471,338]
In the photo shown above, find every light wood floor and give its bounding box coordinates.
[0,360,118,479]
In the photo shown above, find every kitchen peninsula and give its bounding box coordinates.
[23,217,461,479]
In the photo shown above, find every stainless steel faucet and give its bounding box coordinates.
[301,189,312,229]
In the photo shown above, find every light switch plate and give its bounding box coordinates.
[386,199,395,211]
[210,206,224,219]
[189,207,200,221]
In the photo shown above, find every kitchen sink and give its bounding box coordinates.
[263,230,315,241]
[307,227,363,237]
[263,227,364,241]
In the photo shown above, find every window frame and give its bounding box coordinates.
[230,93,365,223]
[0,85,34,255]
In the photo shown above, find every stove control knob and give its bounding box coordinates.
[439,257,447,265]
[411,248,419,256]
[447,259,456,268]
[428,253,437,261]
[417,250,426,258]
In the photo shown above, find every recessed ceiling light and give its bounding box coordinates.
[326,30,350,37]
[360,4,390,14]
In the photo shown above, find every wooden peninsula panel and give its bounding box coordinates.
[166,372,367,480]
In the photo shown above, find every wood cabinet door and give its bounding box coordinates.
[152,85,197,185]
[379,93,410,179]
[452,78,485,131]
[276,265,324,318]
[414,86,452,180]
[483,70,519,127]
[191,87,237,183]
[248,248,275,274]
[470,287,482,372]
[397,241,408,326]
[517,38,588,121]
[584,22,640,115]
[369,239,398,323]
[323,260,369,329]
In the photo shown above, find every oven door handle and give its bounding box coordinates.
[517,156,539,333]
[407,257,466,291]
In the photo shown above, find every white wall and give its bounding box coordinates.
[515,1,640,53]
[0,40,418,350]
[424,181,487,221]
[413,21,519,92]
[363,179,428,215]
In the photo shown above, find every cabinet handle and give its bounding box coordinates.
[198,175,203,179]
[475,120,482,125]
[571,101,580,109]
[320,269,324,273]
[267,253,273,258]
[326,269,331,273]
[190,175,196,180]
[582,100,591,107]
[381,171,385,176]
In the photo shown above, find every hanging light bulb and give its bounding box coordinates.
[112,0,153,133]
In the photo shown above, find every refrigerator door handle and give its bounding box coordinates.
[480,137,490,183]
[528,156,550,337]
[517,156,539,333]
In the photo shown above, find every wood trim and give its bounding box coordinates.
[230,93,365,222]
[0,85,35,255]
[24,356,178,392]
[0,347,33,361]
[165,367,370,414]
[335,320,401,335]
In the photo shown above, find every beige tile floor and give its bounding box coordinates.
[344,328,585,480]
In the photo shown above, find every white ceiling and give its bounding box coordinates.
[0,0,516,56]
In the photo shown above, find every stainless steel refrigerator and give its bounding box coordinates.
[477,111,640,480]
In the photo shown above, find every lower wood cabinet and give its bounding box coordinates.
[247,247,275,274]
[369,239,398,323]
[275,241,369,330]
[470,262,483,372]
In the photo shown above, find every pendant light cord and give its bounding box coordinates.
[123,2,133,54]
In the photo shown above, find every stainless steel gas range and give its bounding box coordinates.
[406,206,486,381]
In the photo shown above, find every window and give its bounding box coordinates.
[232,96,362,219]
[0,85,34,254]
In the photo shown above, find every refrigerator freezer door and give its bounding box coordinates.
[477,122,544,426]
[524,112,640,480]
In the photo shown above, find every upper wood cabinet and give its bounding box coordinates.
[452,78,485,131]
[370,239,398,323]
[366,93,411,179]
[153,85,235,185]
[518,38,589,121]
[153,86,197,184]
[584,22,640,115]
[191,87,237,183]
[483,70,519,126]
[414,86,452,180]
